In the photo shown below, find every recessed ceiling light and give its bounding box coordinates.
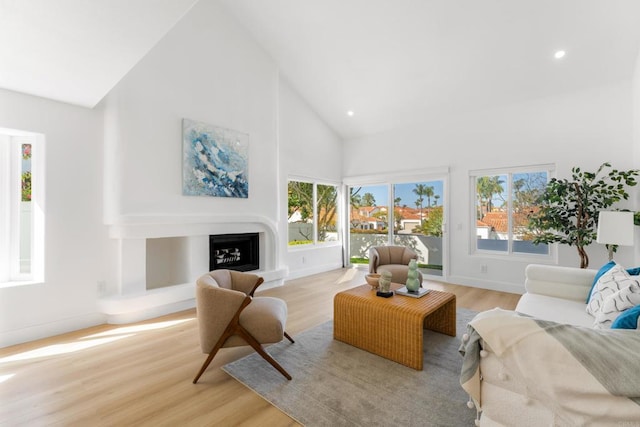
[554,50,566,59]
[347,110,354,117]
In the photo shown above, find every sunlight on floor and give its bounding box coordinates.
[338,266,361,283]
[0,335,133,363]
[0,373,14,383]
[84,318,193,338]
[0,317,195,365]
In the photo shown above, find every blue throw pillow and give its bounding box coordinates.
[586,261,616,303]
[627,266,640,276]
[611,305,640,329]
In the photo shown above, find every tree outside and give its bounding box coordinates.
[361,192,376,207]
[316,184,338,242]
[413,206,443,237]
[511,172,547,241]
[412,184,428,223]
[22,144,32,202]
[288,181,339,244]
[476,176,504,219]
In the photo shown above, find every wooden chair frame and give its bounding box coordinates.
[193,277,294,384]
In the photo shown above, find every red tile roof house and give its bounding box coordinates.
[477,210,538,240]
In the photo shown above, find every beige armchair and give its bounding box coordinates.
[193,269,294,383]
[369,245,423,285]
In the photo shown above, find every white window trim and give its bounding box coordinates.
[469,163,556,262]
[0,138,10,282]
[0,129,45,287]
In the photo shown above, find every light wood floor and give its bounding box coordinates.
[0,268,520,426]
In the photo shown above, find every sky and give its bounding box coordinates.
[350,171,546,209]
[352,180,444,208]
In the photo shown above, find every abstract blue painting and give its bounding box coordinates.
[182,119,249,198]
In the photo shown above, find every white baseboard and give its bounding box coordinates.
[257,279,285,291]
[446,275,524,295]
[0,312,107,348]
[101,299,197,324]
[285,262,343,280]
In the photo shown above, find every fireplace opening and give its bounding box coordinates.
[209,233,259,272]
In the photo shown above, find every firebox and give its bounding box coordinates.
[209,233,259,272]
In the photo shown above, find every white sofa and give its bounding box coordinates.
[515,263,595,327]
[473,264,638,426]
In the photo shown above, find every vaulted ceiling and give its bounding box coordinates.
[0,0,199,107]
[2,0,640,140]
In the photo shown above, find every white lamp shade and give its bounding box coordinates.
[596,211,634,246]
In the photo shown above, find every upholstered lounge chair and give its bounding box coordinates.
[193,269,294,383]
[369,245,423,285]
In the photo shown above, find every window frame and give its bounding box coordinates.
[343,167,449,278]
[469,164,556,261]
[0,129,45,287]
[287,177,341,248]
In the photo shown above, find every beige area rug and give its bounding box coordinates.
[222,308,478,426]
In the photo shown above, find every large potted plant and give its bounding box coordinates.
[528,162,638,268]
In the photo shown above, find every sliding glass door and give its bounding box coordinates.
[347,174,447,278]
[392,180,444,276]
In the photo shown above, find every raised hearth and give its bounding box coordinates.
[101,215,286,323]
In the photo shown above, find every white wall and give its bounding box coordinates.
[0,88,106,346]
[344,81,637,293]
[278,77,344,278]
[103,0,278,222]
[100,0,283,299]
[1,0,343,346]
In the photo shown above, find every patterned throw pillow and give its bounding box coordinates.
[586,264,638,317]
[586,261,617,303]
[594,281,640,329]
[585,262,640,303]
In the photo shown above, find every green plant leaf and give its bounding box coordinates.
[528,162,639,268]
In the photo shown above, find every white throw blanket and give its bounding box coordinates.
[459,308,640,426]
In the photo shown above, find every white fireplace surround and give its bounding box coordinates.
[99,215,287,324]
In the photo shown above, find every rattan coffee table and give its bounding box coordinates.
[333,283,456,370]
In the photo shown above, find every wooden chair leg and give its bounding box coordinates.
[284,331,295,343]
[237,327,292,380]
[256,343,292,380]
[193,325,238,384]
[193,347,220,384]
[194,296,253,384]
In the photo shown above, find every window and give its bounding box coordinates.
[288,179,339,246]
[345,171,447,277]
[1,130,44,284]
[471,165,552,256]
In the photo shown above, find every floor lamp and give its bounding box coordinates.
[596,211,634,261]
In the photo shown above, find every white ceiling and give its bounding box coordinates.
[2,1,640,140]
[0,0,198,107]
[220,0,640,140]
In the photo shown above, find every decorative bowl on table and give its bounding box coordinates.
[365,273,381,290]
